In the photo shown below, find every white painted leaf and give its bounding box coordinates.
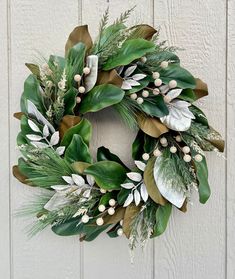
[153,154,186,208]
[86,175,95,187]
[73,188,82,196]
[31,141,48,148]
[26,134,43,141]
[51,185,71,191]
[140,183,148,202]
[123,193,134,207]
[134,161,146,171]
[27,100,55,133]
[72,174,85,187]
[121,80,133,90]
[160,85,170,94]
[28,119,40,132]
[44,193,70,211]
[166,89,182,100]
[124,65,137,77]
[127,79,140,86]
[121,182,135,189]
[43,125,49,138]
[56,146,65,156]
[134,189,141,206]
[85,55,99,92]
[50,131,59,146]
[83,189,91,198]
[132,74,146,81]
[62,176,74,185]
[160,100,195,131]
[127,172,142,182]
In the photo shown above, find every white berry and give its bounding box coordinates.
[78,86,86,93]
[96,217,104,226]
[74,74,81,82]
[182,146,190,153]
[83,67,91,75]
[141,56,147,63]
[81,214,89,223]
[108,207,115,215]
[183,154,192,162]
[142,90,149,98]
[98,204,106,212]
[160,137,167,145]
[169,80,177,88]
[153,88,160,95]
[154,78,162,87]
[163,95,171,103]
[130,93,137,100]
[175,135,182,142]
[142,153,150,161]
[195,154,203,162]
[76,96,81,104]
[137,97,144,105]
[100,188,107,194]
[170,146,177,153]
[160,61,169,68]
[153,149,161,157]
[109,199,116,207]
[152,72,160,79]
[120,220,123,226]
[117,228,123,236]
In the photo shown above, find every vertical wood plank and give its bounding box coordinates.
[10,1,81,278]
[227,0,235,277]
[0,0,11,278]
[81,1,154,279]
[153,1,226,278]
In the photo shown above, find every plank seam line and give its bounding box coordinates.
[7,0,13,278]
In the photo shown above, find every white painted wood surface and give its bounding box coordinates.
[0,0,233,278]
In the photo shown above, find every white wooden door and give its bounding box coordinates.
[0,0,234,278]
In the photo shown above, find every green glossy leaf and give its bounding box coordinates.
[139,95,169,118]
[190,105,209,126]
[63,88,78,115]
[132,130,145,160]
[99,192,116,206]
[194,156,211,204]
[117,188,130,205]
[66,42,86,87]
[83,224,110,241]
[79,84,125,114]
[97,146,129,170]
[178,89,197,103]
[20,75,44,114]
[103,39,155,70]
[107,225,120,238]
[52,218,82,236]
[84,161,126,190]
[159,65,196,89]
[65,134,92,164]
[127,77,151,94]
[152,203,172,237]
[61,118,92,147]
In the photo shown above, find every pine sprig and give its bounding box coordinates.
[114,6,136,25]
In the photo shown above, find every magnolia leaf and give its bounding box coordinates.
[72,161,91,174]
[63,88,78,115]
[64,134,92,164]
[153,154,186,208]
[97,69,123,88]
[28,119,40,132]
[27,100,55,133]
[103,39,155,70]
[84,161,126,190]
[152,203,172,237]
[138,114,169,138]
[129,24,157,40]
[72,174,85,187]
[50,131,60,146]
[59,115,81,139]
[140,183,148,202]
[52,218,83,236]
[134,160,146,171]
[65,25,93,55]
[104,207,126,225]
[26,134,43,141]
[61,118,92,147]
[139,95,169,118]
[144,157,166,206]
[14,112,24,120]
[85,55,99,92]
[134,190,141,206]
[194,78,208,99]
[25,63,40,79]
[123,204,141,238]
[127,172,142,182]
[12,165,30,186]
[79,84,125,114]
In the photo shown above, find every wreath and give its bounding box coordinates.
[13,8,224,249]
